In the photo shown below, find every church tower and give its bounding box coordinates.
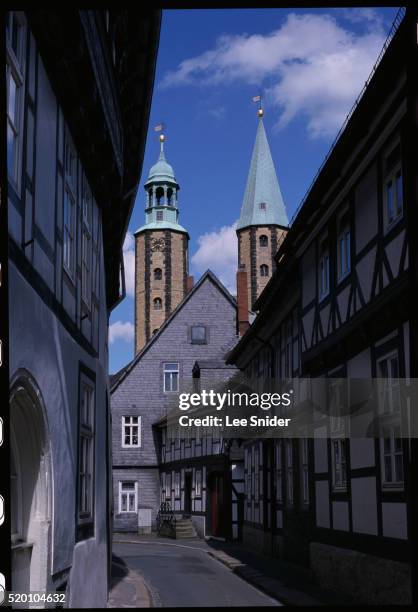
[134,133,189,353]
[237,107,289,313]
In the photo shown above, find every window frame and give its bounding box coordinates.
[195,470,202,498]
[118,481,138,514]
[260,264,269,277]
[259,234,268,247]
[377,351,401,416]
[190,325,207,345]
[383,145,403,232]
[337,213,351,282]
[6,11,26,192]
[81,175,92,308]
[163,362,179,393]
[331,438,348,492]
[63,132,77,280]
[121,415,141,448]
[153,297,163,310]
[77,371,95,539]
[380,425,404,490]
[318,238,330,300]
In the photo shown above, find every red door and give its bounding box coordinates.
[210,473,224,537]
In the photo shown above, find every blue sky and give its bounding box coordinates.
[109,6,400,374]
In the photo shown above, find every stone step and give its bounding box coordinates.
[174,517,198,539]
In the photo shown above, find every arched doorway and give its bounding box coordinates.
[10,372,52,595]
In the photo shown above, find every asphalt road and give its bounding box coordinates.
[113,541,281,607]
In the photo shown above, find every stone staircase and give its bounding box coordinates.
[174,517,198,539]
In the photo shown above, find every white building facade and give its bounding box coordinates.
[7,10,160,606]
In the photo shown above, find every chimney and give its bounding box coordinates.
[236,265,250,336]
[186,275,194,294]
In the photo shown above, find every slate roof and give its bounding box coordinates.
[110,269,237,393]
[237,117,288,230]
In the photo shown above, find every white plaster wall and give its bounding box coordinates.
[332,501,349,531]
[315,480,330,528]
[382,503,407,540]
[9,260,109,606]
[351,477,378,535]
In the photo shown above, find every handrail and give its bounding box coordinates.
[156,501,176,536]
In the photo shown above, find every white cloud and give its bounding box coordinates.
[191,222,238,294]
[160,12,386,138]
[109,320,135,344]
[123,231,135,298]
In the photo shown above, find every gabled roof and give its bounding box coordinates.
[237,117,288,231]
[110,269,237,392]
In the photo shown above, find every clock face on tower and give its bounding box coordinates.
[151,238,165,252]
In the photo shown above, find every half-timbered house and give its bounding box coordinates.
[227,6,418,606]
[7,10,160,606]
[156,360,244,540]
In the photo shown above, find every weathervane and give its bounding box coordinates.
[154,123,166,153]
[252,95,263,117]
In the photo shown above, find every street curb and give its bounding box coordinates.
[207,551,322,607]
[108,562,155,608]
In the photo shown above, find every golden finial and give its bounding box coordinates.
[258,108,264,118]
[159,133,165,142]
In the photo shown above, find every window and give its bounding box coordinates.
[300,438,309,504]
[81,177,92,306]
[259,202,267,210]
[337,214,351,281]
[384,145,403,230]
[381,426,403,488]
[118,482,138,513]
[174,472,180,498]
[166,473,172,500]
[154,268,162,280]
[331,439,347,491]
[156,210,163,221]
[152,328,159,335]
[260,264,269,277]
[377,352,400,414]
[191,325,207,344]
[63,136,77,277]
[259,235,268,247]
[78,379,95,531]
[275,441,283,502]
[195,470,202,497]
[154,297,162,310]
[319,239,330,299]
[286,440,293,505]
[164,363,179,392]
[6,12,25,188]
[329,377,349,435]
[122,416,141,448]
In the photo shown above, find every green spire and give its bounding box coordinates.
[237,115,288,231]
[135,136,188,236]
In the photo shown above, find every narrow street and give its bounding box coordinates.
[112,540,281,607]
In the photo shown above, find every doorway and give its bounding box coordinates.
[208,472,225,537]
[10,374,52,595]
